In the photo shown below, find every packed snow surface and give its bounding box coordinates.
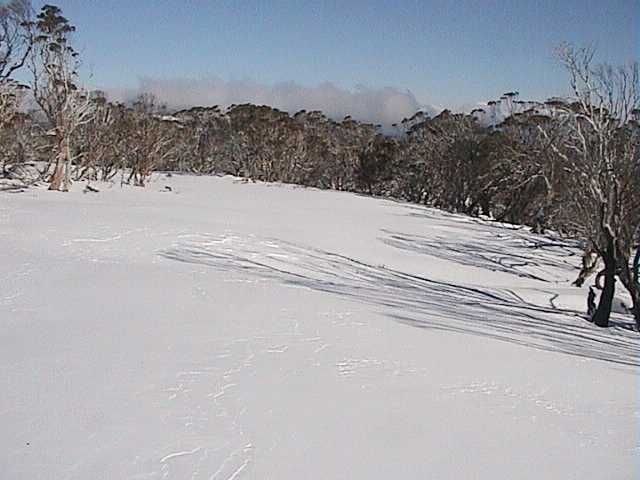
[1,174,638,479]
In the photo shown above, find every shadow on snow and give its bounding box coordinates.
[160,234,639,367]
[381,228,580,283]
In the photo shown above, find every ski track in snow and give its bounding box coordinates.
[160,447,203,464]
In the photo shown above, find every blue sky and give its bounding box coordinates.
[29,0,639,118]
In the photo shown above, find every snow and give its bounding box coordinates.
[1,174,638,479]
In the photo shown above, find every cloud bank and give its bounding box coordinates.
[107,77,434,127]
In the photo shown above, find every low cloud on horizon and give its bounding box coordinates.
[105,77,438,127]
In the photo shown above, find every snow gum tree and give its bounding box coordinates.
[27,4,93,191]
[0,0,32,81]
[0,0,31,130]
[0,1,32,178]
[542,45,640,328]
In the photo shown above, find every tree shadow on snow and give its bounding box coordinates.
[381,229,580,282]
[160,235,639,367]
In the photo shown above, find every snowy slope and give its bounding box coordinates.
[1,174,638,479]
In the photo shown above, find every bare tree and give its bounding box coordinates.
[124,94,178,187]
[0,0,32,81]
[0,0,31,144]
[543,44,640,327]
[0,79,31,180]
[0,77,24,130]
[71,91,124,181]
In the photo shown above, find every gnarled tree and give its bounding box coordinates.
[28,4,93,191]
[544,45,640,327]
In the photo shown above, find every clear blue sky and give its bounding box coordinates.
[32,0,639,109]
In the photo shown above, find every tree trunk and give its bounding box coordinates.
[632,299,640,330]
[620,264,640,327]
[592,244,616,328]
[634,247,640,329]
[63,135,72,191]
[615,245,640,329]
[48,136,70,192]
[48,161,64,191]
[627,248,640,329]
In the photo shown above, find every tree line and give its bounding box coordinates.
[1,2,639,328]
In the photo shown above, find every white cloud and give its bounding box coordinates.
[105,76,436,127]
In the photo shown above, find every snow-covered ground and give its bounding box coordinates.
[1,174,638,479]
